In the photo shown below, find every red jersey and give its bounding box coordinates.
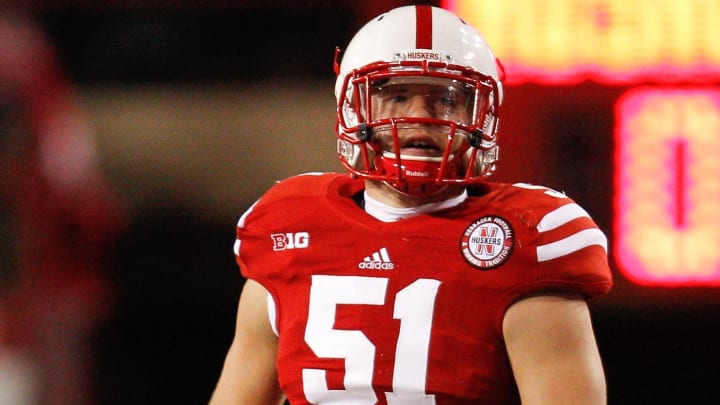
[235,173,612,404]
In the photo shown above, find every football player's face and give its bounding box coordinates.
[369,79,474,157]
[372,81,472,122]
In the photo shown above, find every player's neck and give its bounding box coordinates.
[365,180,466,208]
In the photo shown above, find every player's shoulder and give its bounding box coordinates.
[478,182,611,297]
[499,182,607,258]
[237,172,361,228]
[260,172,357,202]
[486,181,574,204]
[270,171,344,192]
[478,181,578,211]
[474,181,596,230]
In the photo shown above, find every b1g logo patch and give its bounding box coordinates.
[460,216,514,269]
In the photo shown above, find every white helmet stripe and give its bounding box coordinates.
[415,5,433,49]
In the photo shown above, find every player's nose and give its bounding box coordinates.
[405,94,434,118]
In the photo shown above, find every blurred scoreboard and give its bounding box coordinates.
[614,89,720,286]
[444,0,719,84]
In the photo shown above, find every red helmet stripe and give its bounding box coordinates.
[415,5,433,49]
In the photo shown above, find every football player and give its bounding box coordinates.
[210,5,612,405]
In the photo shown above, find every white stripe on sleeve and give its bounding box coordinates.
[537,203,591,232]
[537,228,608,262]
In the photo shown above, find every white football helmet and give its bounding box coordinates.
[334,5,503,195]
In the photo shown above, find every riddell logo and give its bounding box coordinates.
[405,169,431,177]
[358,247,395,270]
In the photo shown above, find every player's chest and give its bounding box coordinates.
[262,210,536,281]
[273,237,522,404]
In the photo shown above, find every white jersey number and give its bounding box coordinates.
[303,275,440,404]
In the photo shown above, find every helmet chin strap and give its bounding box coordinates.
[386,181,449,197]
[378,152,451,196]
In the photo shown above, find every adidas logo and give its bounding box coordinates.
[358,247,395,270]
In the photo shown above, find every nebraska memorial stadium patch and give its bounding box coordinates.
[460,216,514,270]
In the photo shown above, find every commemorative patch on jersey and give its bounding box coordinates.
[460,216,514,270]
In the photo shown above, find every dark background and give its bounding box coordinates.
[7,1,719,403]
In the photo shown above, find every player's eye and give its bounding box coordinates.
[438,94,458,107]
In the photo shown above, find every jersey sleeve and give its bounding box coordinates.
[232,173,349,287]
[504,184,613,304]
[534,202,611,297]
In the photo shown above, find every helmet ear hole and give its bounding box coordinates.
[358,123,374,141]
[469,131,484,148]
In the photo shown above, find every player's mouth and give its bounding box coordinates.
[398,135,443,157]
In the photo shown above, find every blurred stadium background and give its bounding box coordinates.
[1,0,718,404]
